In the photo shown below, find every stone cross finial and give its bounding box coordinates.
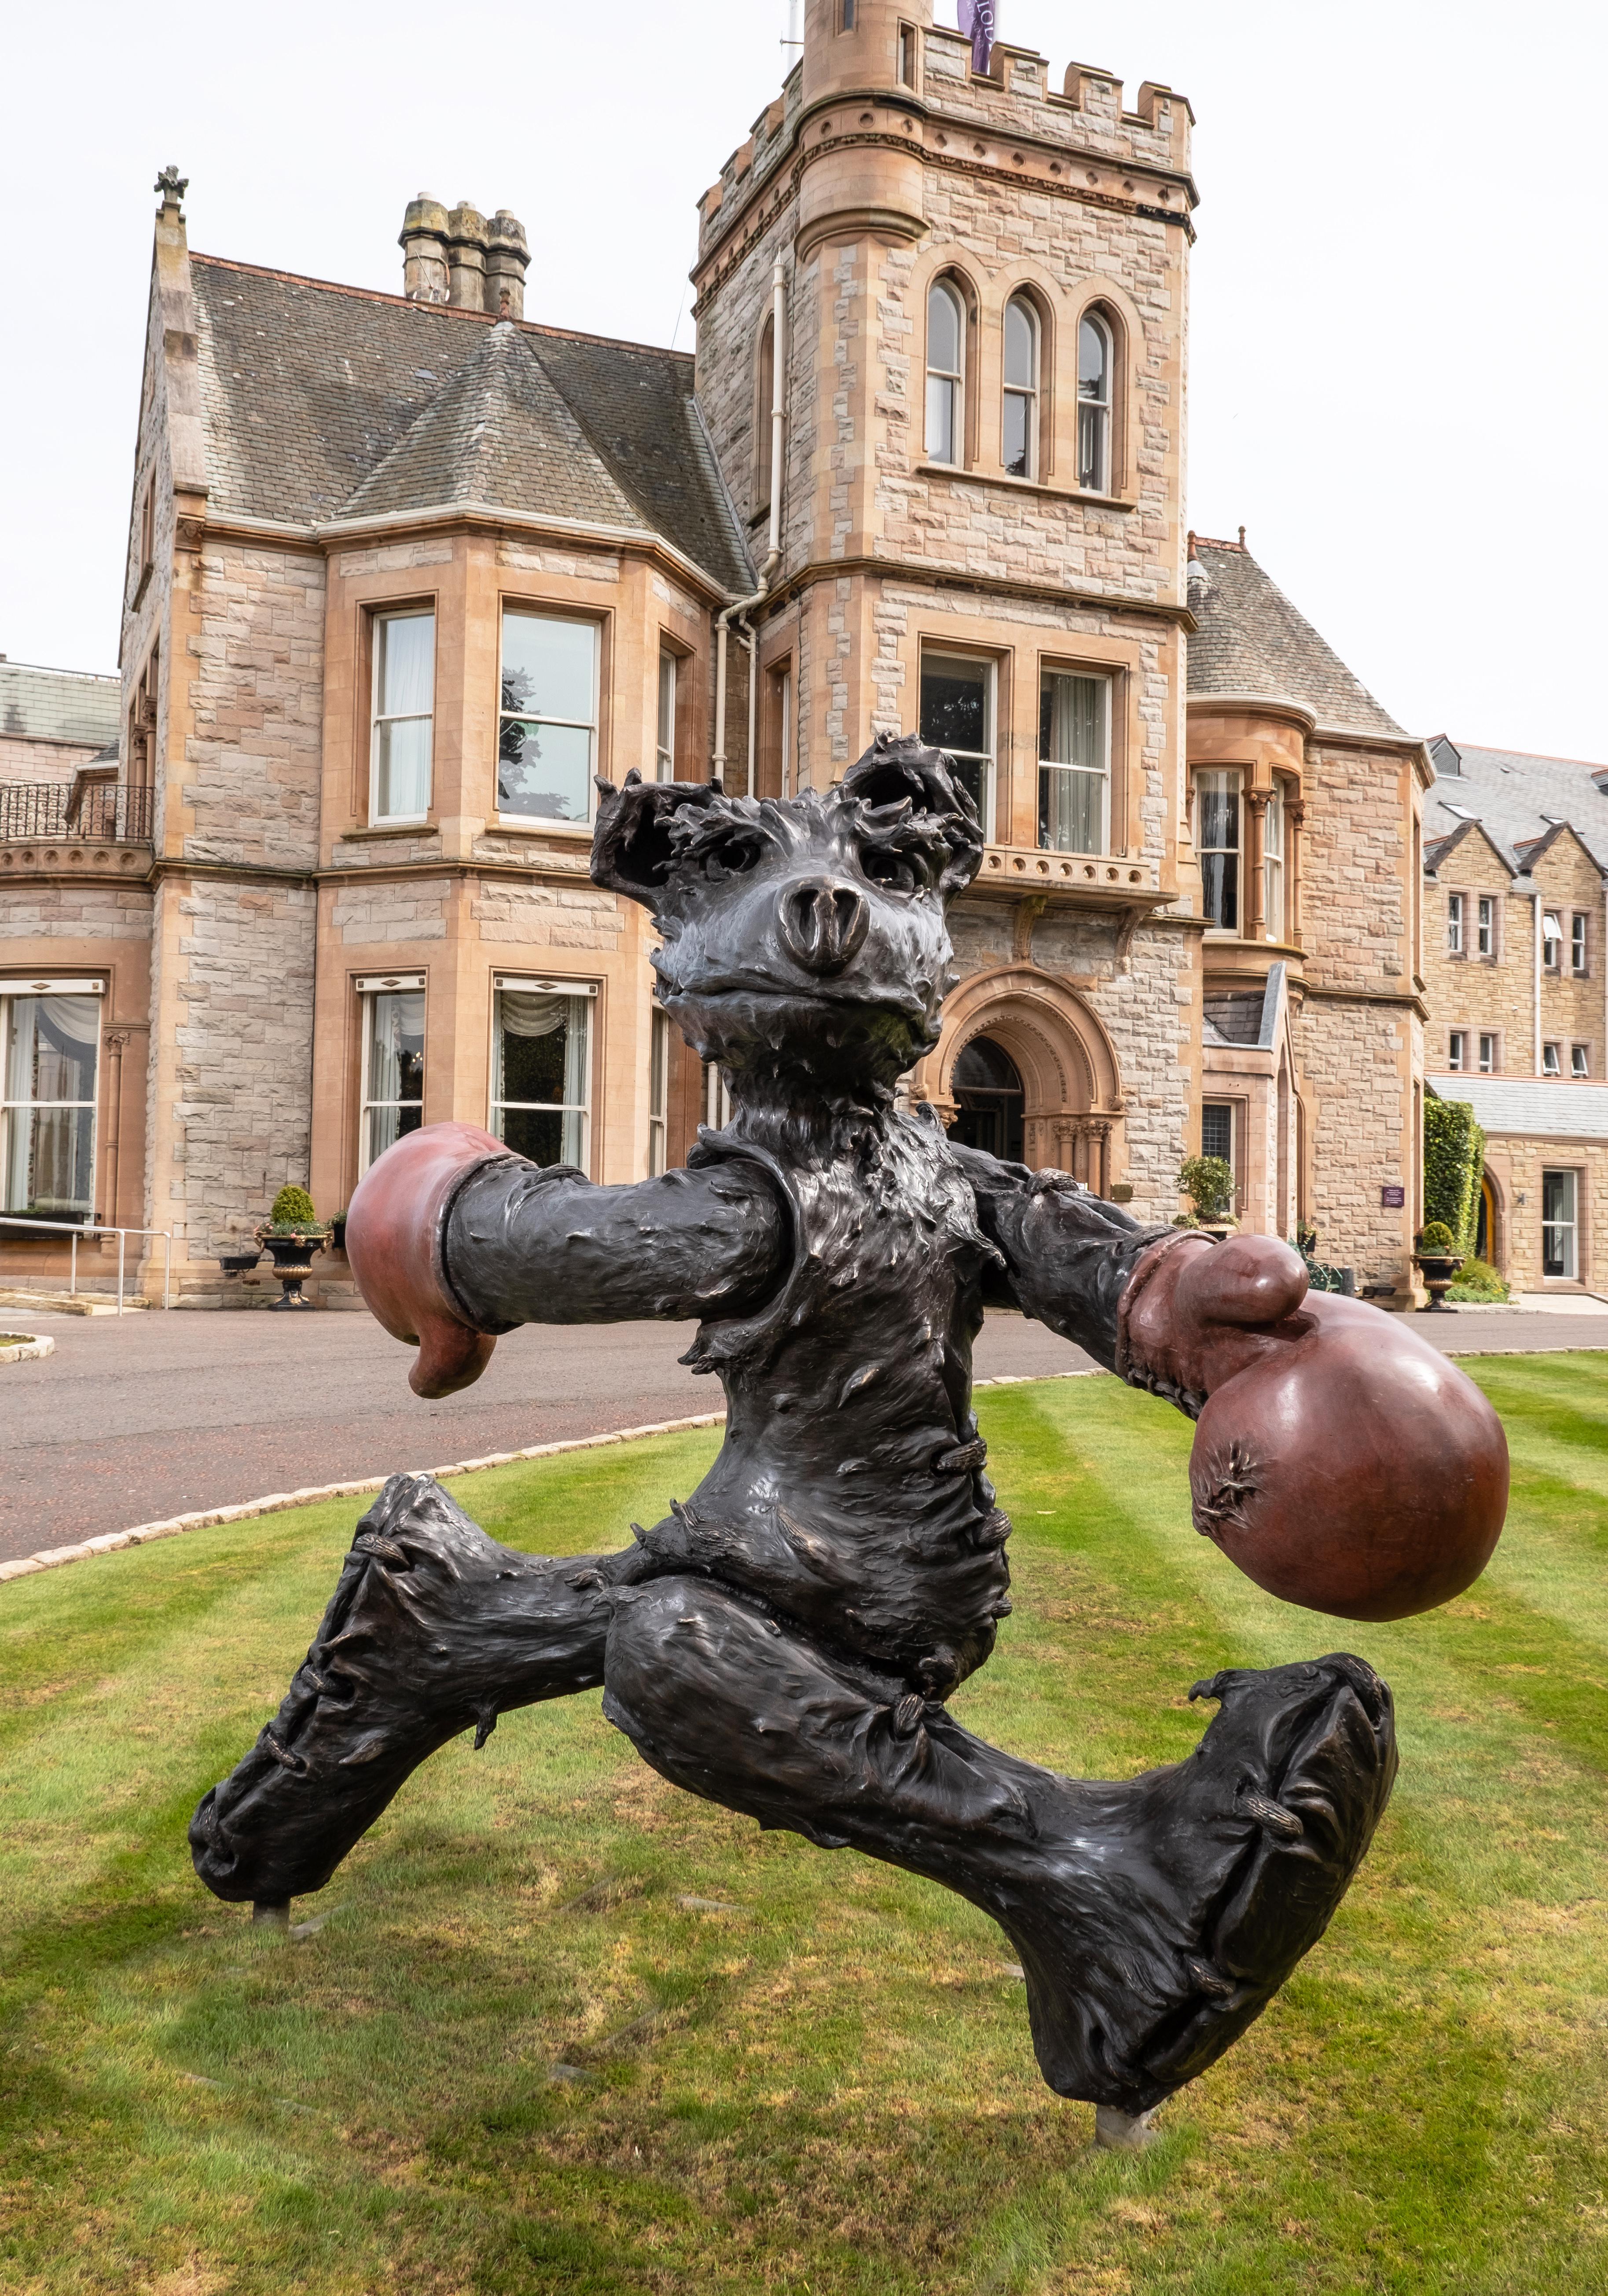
[155,165,188,213]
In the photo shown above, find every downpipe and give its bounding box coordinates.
[713,257,788,792]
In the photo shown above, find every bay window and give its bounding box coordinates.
[499,610,599,825]
[2,983,101,1221]
[1196,770,1241,932]
[1264,781,1286,940]
[919,652,993,831]
[1038,670,1109,854]
[492,976,594,1169]
[371,609,435,822]
[359,976,425,1170]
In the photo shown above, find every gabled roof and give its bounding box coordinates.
[340,321,644,528]
[189,256,752,592]
[1186,537,1405,739]
[1426,737,1608,877]
[1422,814,1524,880]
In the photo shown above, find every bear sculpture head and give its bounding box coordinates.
[591,734,984,1098]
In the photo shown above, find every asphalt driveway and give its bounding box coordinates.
[2,1297,1603,1566]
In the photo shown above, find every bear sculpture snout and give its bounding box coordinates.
[779,877,870,976]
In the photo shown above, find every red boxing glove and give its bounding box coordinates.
[345,1123,510,1399]
[1119,1232,1508,1621]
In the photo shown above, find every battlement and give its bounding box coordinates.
[696,18,1193,271]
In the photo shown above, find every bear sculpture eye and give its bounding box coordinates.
[700,833,766,883]
[860,845,920,895]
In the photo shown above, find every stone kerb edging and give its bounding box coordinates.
[0,1334,54,1366]
[0,1368,1111,1591]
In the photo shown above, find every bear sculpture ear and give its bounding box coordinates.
[839,732,986,897]
[591,771,729,911]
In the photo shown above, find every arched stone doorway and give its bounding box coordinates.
[915,963,1125,1191]
[951,1037,1026,1163]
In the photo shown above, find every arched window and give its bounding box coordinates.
[754,313,775,513]
[1003,294,1039,478]
[1077,309,1113,492]
[926,280,965,466]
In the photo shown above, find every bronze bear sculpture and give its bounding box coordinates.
[190,735,1507,2136]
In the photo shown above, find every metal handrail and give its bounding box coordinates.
[0,1215,173,1312]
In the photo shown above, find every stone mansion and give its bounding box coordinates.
[1,0,1437,1307]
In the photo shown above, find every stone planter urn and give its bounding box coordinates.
[1413,1254,1463,1313]
[256,1227,327,1310]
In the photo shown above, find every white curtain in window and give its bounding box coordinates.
[377,616,434,718]
[4,996,98,1217]
[496,991,590,1165]
[368,992,425,1106]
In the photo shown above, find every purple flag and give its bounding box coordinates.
[957,0,995,75]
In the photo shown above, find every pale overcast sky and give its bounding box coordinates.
[3,2,1602,760]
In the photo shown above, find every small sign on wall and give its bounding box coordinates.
[1381,1185,1406,1208]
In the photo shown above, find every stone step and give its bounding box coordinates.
[0,1287,149,1317]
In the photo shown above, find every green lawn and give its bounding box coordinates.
[3,1359,1607,2295]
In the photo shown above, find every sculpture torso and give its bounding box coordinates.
[631,1102,1013,1693]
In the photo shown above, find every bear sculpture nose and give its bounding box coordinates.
[779,877,870,976]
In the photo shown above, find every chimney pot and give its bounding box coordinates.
[445,202,490,310]
[400,194,450,303]
[485,209,531,322]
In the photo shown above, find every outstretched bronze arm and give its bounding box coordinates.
[346,1122,787,1396]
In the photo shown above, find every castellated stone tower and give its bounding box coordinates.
[693,3,1201,1197]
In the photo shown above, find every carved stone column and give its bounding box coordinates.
[1087,1119,1112,1199]
[1245,789,1269,942]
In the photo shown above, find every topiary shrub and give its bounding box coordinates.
[1423,1100,1484,1255]
[1416,1221,1457,1255]
[1178,1155,1235,1225]
[268,1184,319,1233]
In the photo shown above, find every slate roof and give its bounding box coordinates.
[1433,1075,1608,1141]
[189,257,752,592]
[1424,737,1608,878]
[1186,538,1405,739]
[0,660,120,748]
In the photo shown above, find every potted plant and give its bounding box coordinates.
[1177,1154,1237,1239]
[255,1185,327,1311]
[1412,1221,1464,1313]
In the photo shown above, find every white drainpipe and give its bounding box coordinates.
[713,257,788,787]
[1533,885,1543,1075]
